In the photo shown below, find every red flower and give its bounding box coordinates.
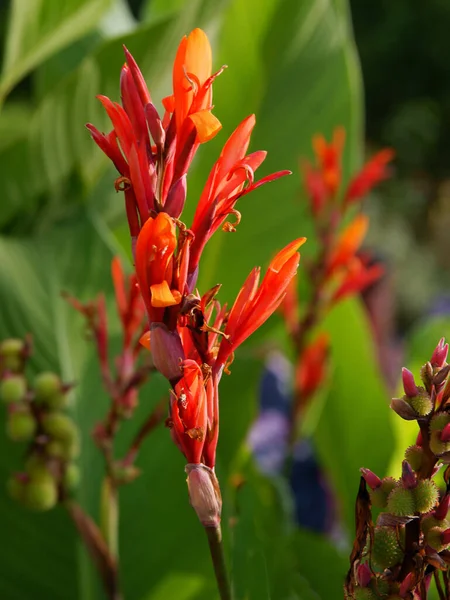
[216,238,306,368]
[331,256,384,304]
[111,257,145,350]
[295,332,329,402]
[326,213,368,275]
[345,148,395,205]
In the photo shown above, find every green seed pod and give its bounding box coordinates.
[430,412,450,432]
[46,437,80,460]
[25,455,50,479]
[413,480,439,513]
[0,339,25,373]
[422,515,450,535]
[0,375,27,404]
[6,410,36,442]
[63,463,80,492]
[424,526,448,552]
[354,588,377,600]
[410,394,433,417]
[387,486,415,516]
[370,477,397,509]
[34,372,67,409]
[7,475,26,502]
[42,413,77,442]
[23,476,58,512]
[372,526,404,569]
[404,445,424,472]
[429,431,450,455]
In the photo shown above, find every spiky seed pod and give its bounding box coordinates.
[429,431,450,455]
[354,588,377,600]
[372,526,404,569]
[404,445,424,472]
[422,515,450,536]
[42,413,77,442]
[0,339,25,373]
[23,475,58,512]
[34,372,67,409]
[63,463,80,493]
[387,486,415,516]
[46,438,80,460]
[7,475,26,502]
[370,478,397,509]
[413,480,439,513]
[6,409,36,442]
[410,393,433,417]
[424,526,449,552]
[430,412,450,432]
[0,375,27,404]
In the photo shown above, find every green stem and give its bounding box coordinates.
[100,476,119,560]
[205,525,232,600]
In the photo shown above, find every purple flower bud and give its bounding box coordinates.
[401,460,417,489]
[402,367,419,397]
[356,563,371,587]
[150,323,185,385]
[431,337,449,368]
[360,467,381,490]
[390,398,418,420]
[185,463,222,528]
[164,175,187,218]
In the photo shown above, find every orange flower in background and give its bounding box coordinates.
[345,148,395,205]
[327,213,368,275]
[296,332,329,404]
[312,127,345,196]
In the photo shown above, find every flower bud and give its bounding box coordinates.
[372,526,404,569]
[6,409,36,442]
[430,412,450,432]
[441,423,450,443]
[0,375,27,404]
[404,445,423,472]
[401,460,417,489]
[34,372,67,409]
[360,468,381,490]
[112,464,140,485]
[0,338,25,373]
[185,463,222,528]
[431,337,448,368]
[402,368,419,398]
[420,361,434,390]
[390,398,417,420]
[150,324,185,385]
[430,430,450,456]
[399,572,415,598]
[387,486,415,516]
[164,175,187,219]
[369,477,396,509]
[413,479,439,513]
[356,563,372,587]
[23,473,58,512]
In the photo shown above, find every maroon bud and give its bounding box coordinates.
[435,494,450,520]
[441,423,450,443]
[150,324,185,385]
[390,398,418,420]
[360,468,382,490]
[431,337,449,368]
[399,572,415,597]
[402,367,419,397]
[145,103,165,149]
[442,528,450,546]
[401,460,417,489]
[416,430,424,446]
[356,563,371,587]
[164,175,187,219]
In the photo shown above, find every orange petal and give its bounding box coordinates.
[150,281,181,308]
[162,94,175,113]
[270,237,307,273]
[139,330,151,350]
[184,29,212,87]
[189,110,222,143]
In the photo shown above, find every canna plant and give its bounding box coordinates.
[347,338,450,600]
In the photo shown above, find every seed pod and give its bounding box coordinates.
[425,526,449,552]
[372,526,404,569]
[413,479,439,513]
[42,413,77,442]
[0,375,27,404]
[6,409,36,442]
[0,338,25,373]
[387,486,415,516]
[422,514,450,536]
[404,445,424,472]
[430,412,450,432]
[354,588,377,600]
[63,463,81,492]
[430,431,450,455]
[410,393,433,417]
[34,372,67,409]
[370,477,396,509]
[23,474,58,512]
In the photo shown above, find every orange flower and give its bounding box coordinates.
[345,148,394,205]
[312,127,345,197]
[111,257,145,349]
[163,28,222,144]
[216,238,306,367]
[135,212,181,321]
[327,213,368,275]
[332,256,384,304]
[296,332,329,402]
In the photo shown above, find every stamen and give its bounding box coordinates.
[183,68,199,95]
[222,209,241,233]
[115,176,132,192]
[186,427,205,441]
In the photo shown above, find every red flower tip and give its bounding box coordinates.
[441,422,450,443]
[402,367,419,398]
[360,467,381,490]
[431,337,448,368]
[356,563,371,588]
[345,148,395,205]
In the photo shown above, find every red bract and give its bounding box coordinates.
[345,148,395,205]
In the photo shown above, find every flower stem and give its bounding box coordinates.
[100,476,119,559]
[205,525,232,600]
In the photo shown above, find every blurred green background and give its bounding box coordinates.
[0,0,448,598]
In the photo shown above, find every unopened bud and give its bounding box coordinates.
[413,479,439,513]
[390,398,417,420]
[7,409,36,442]
[441,423,450,443]
[369,477,396,509]
[150,324,185,385]
[356,563,371,587]
[402,368,419,397]
[185,463,222,528]
[401,460,417,489]
[0,374,27,404]
[145,102,165,148]
[420,361,434,390]
[164,175,187,219]
[360,468,381,490]
[431,337,448,368]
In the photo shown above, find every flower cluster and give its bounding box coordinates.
[88,29,304,525]
[284,129,393,417]
[346,338,450,599]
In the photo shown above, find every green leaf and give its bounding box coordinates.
[0,0,112,103]
[313,299,395,531]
